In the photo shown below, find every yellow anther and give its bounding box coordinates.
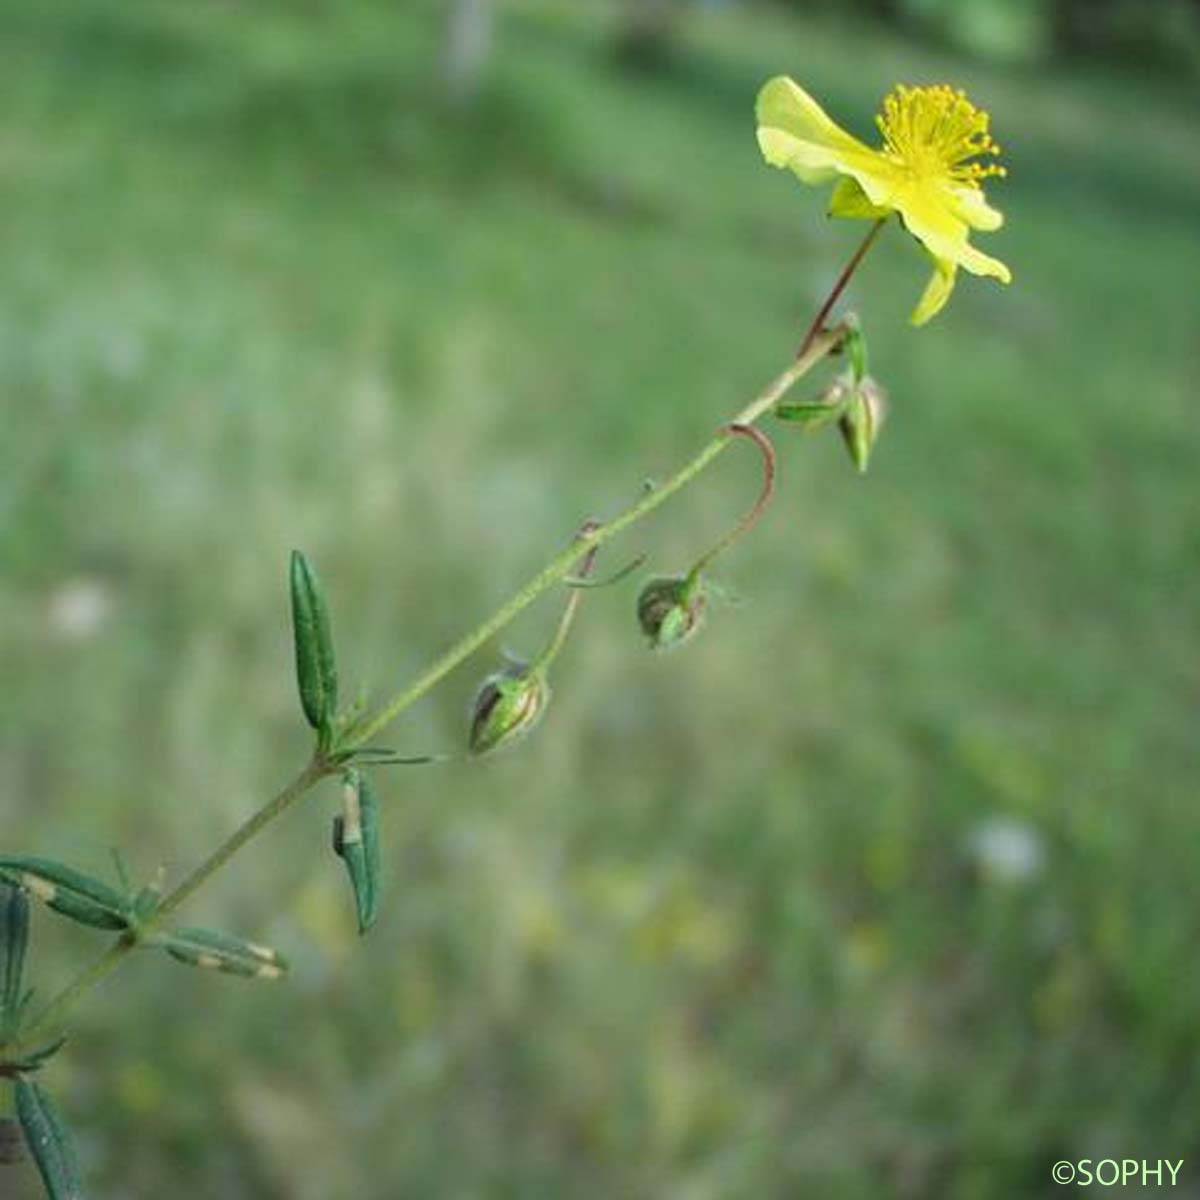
[876,83,1006,185]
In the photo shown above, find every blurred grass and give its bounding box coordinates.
[1,0,1198,1196]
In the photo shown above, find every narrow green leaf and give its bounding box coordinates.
[159,928,287,981]
[334,771,381,934]
[339,748,436,768]
[0,858,130,932]
[774,396,847,431]
[289,550,339,737]
[15,1077,87,1199]
[2,884,30,1018]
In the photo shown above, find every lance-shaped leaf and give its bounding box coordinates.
[289,550,339,738]
[159,928,287,980]
[0,858,130,932]
[15,1077,87,1199]
[332,770,381,934]
[775,374,852,432]
[2,884,30,1022]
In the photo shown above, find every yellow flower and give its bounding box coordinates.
[757,78,1012,325]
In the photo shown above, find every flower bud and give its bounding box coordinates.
[838,376,888,473]
[468,664,549,756]
[636,575,706,651]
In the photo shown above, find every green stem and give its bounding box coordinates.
[155,759,330,924]
[8,219,881,1053]
[11,759,329,1053]
[344,324,846,750]
[8,328,843,1058]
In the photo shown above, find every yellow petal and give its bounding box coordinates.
[756,77,864,157]
[895,184,1012,283]
[756,77,898,203]
[756,126,839,185]
[829,177,891,220]
[911,258,957,326]
[943,182,1005,232]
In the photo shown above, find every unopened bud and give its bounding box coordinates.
[468,664,549,756]
[637,575,706,651]
[838,376,887,473]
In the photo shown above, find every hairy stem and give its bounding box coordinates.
[11,221,881,1051]
[12,759,329,1052]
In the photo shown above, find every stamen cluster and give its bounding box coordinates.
[876,84,1007,184]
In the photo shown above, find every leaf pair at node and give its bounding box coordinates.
[776,318,887,472]
[0,859,286,987]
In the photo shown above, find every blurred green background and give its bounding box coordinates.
[2,0,1198,1196]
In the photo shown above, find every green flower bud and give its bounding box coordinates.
[636,575,706,651]
[468,664,549,756]
[838,376,888,473]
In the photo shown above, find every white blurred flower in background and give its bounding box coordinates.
[967,816,1046,884]
[47,577,113,641]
